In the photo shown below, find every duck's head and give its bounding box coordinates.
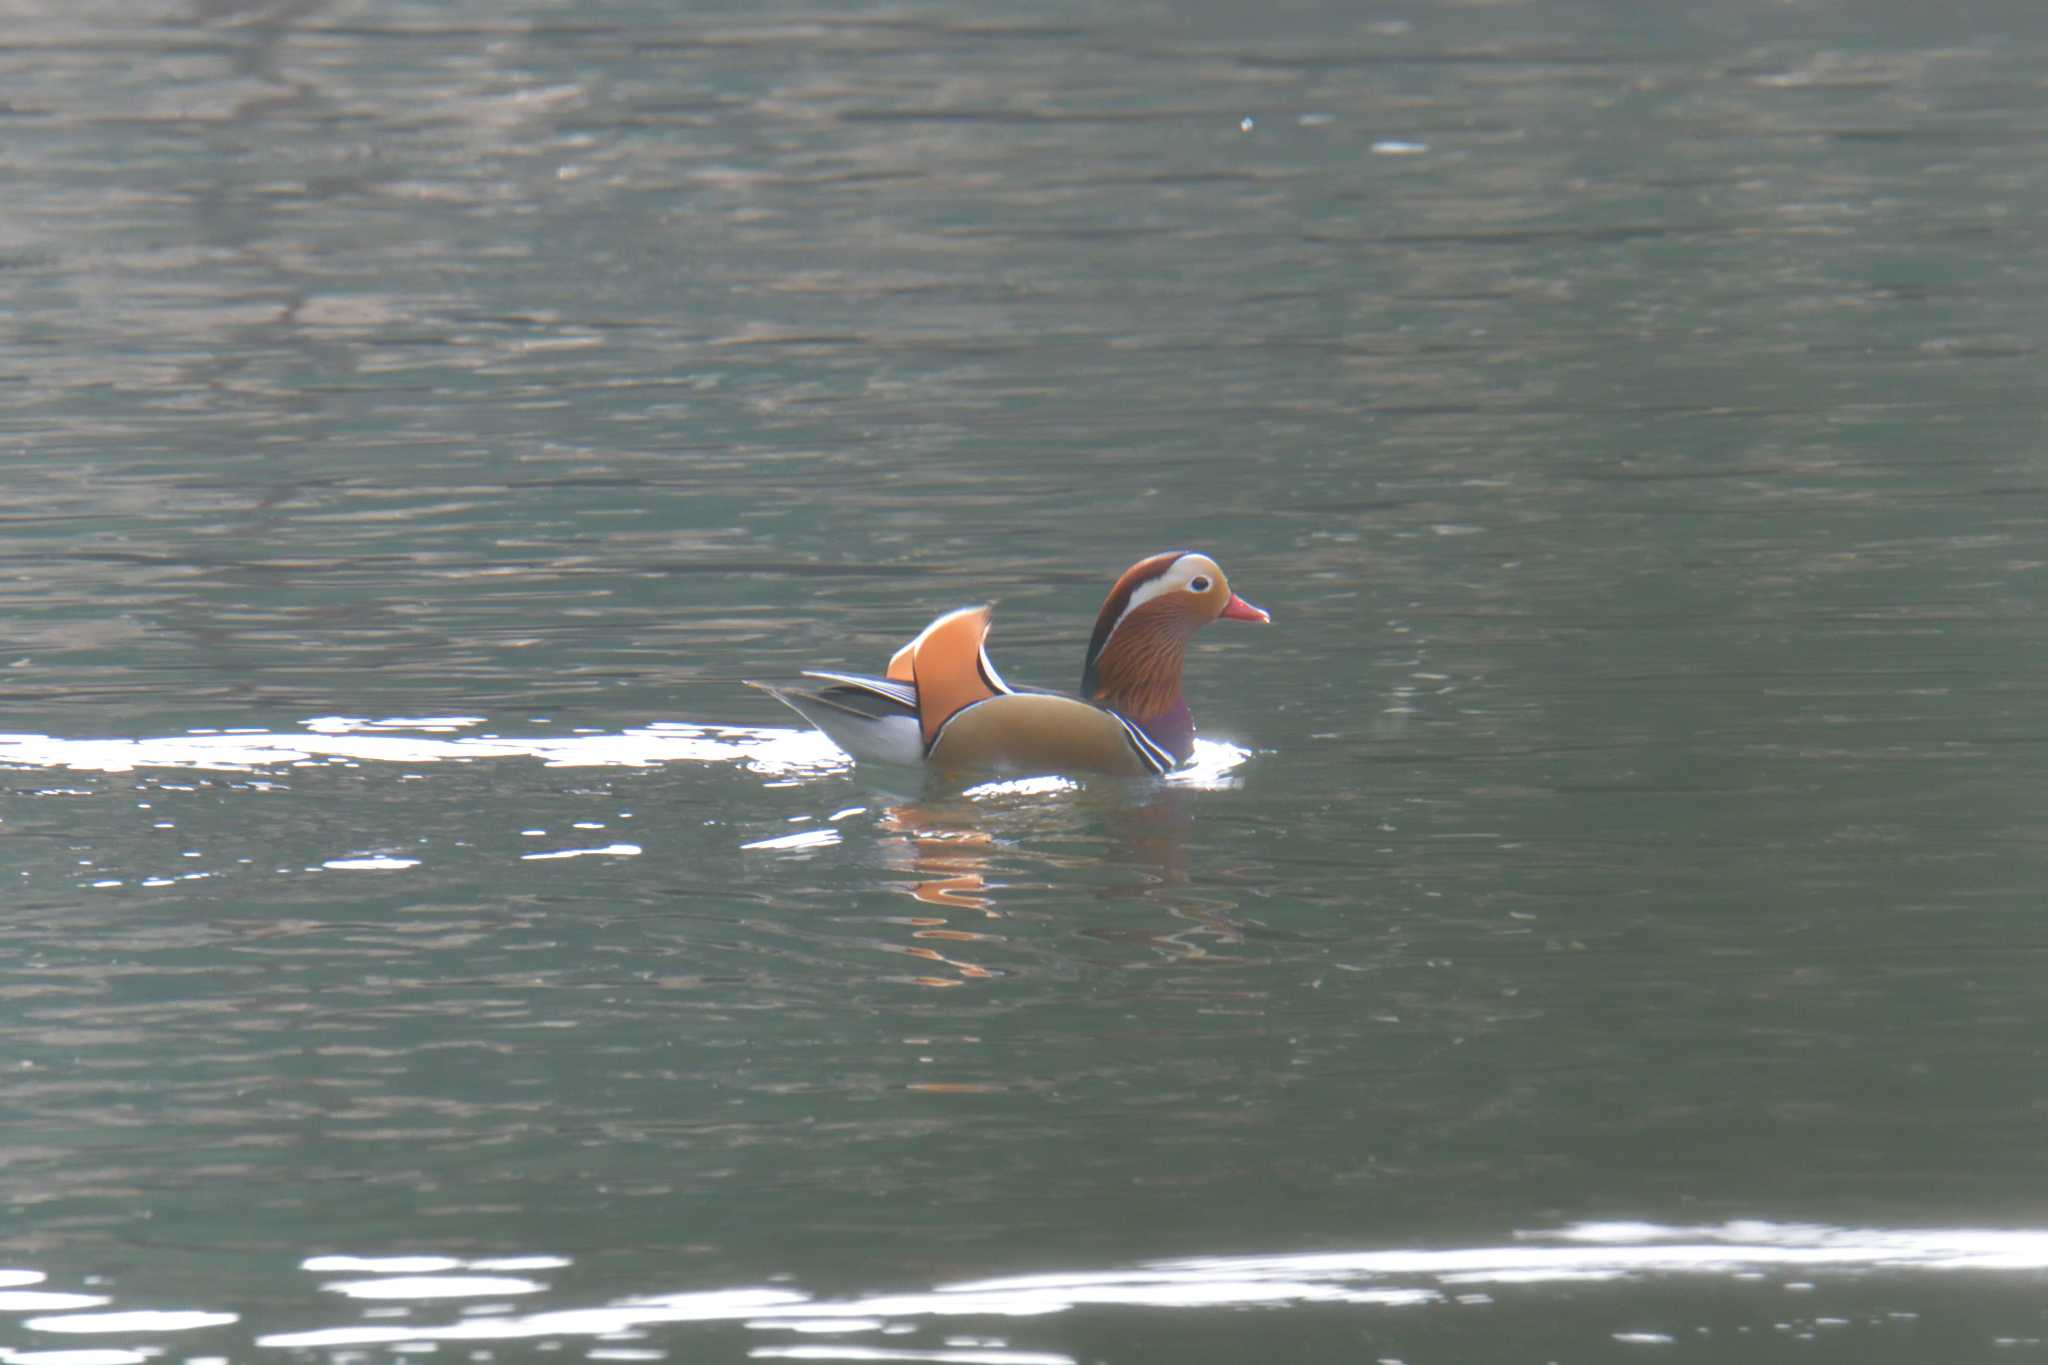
[1079,551,1267,748]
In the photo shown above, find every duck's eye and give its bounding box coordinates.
[1189,575,1212,593]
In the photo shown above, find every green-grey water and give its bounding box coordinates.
[5,1,2047,1361]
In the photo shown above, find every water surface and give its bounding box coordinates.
[4,0,2047,1361]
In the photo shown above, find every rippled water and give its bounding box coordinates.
[5,0,2048,1361]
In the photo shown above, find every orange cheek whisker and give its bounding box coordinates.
[1088,606,1196,720]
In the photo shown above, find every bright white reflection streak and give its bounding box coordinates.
[23,1311,239,1333]
[952,740,1252,801]
[749,1349,1074,1364]
[1147,1221,2048,1280]
[1167,739,1254,790]
[303,1256,464,1274]
[0,722,1252,790]
[250,1221,2048,1353]
[519,844,643,861]
[740,829,844,852]
[322,1275,545,1301]
[0,719,849,777]
[320,856,421,871]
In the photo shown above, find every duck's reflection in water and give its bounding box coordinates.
[870,761,1253,986]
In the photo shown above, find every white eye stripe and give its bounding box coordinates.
[1104,554,1222,640]
[1121,575,1175,616]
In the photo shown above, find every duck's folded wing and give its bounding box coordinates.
[749,605,1011,767]
[745,673,923,765]
[797,670,918,714]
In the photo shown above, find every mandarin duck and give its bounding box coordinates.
[748,551,1268,777]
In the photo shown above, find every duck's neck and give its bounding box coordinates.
[1084,615,1196,761]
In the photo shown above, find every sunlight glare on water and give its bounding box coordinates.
[2,1221,2001,1356]
[0,719,1248,787]
[0,717,851,777]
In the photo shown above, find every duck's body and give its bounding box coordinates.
[749,551,1267,778]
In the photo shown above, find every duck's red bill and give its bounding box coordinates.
[1220,593,1270,623]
